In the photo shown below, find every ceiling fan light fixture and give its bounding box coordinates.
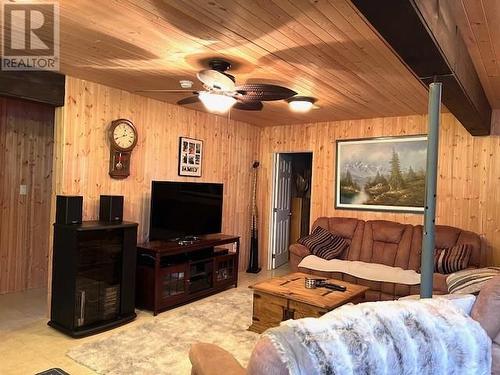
[287,96,316,113]
[179,80,193,89]
[198,92,236,113]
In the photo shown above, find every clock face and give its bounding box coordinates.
[111,120,137,151]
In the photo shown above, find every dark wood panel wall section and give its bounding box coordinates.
[0,96,55,294]
[351,0,492,136]
[0,71,65,107]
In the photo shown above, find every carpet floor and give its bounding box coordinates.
[67,288,260,375]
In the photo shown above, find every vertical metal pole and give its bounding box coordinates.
[420,82,442,298]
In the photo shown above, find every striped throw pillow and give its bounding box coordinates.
[447,267,500,294]
[434,244,472,274]
[297,226,348,260]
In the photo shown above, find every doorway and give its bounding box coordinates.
[269,152,313,269]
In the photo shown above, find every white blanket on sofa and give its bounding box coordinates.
[265,298,491,375]
[298,255,421,285]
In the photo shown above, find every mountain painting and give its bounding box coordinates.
[335,136,427,212]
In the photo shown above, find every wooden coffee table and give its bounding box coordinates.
[248,272,369,333]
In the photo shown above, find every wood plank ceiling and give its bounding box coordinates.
[51,0,431,126]
[452,0,500,109]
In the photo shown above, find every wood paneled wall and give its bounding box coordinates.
[258,114,500,267]
[51,77,500,280]
[53,77,260,271]
[0,97,54,294]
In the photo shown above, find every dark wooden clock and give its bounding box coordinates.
[108,119,138,179]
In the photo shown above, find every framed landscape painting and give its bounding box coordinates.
[335,135,427,213]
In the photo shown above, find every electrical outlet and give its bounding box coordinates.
[19,185,27,195]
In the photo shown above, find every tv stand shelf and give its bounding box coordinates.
[136,234,240,315]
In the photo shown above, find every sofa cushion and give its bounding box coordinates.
[359,220,414,268]
[298,227,348,260]
[289,244,310,272]
[433,272,449,294]
[471,276,500,340]
[447,267,500,294]
[312,217,364,260]
[412,225,483,269]
[434,244,472,274]
[189,342,245,375]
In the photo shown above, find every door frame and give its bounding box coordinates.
[268,151,314,270]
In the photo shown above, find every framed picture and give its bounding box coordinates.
[335,135,427,213]
[178,137,203,177]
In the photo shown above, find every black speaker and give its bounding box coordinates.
[56,195,83,225]
[99,195,124,223]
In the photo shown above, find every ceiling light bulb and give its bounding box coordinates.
[289,100,313,112]
[179,80,193,89]
[198,92,236,113]
[287,96,316,113]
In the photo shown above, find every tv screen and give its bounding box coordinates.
[149,181,223,240]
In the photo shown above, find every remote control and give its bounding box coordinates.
[324,283,347,292]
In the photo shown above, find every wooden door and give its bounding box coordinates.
[271,153,292,268]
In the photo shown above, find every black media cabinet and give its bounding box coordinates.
[135,234,240,315]
[49,221,138,337]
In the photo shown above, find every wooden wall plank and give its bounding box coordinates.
[0,97,54,294]
[47,76,499,299]
[257,113,500,268]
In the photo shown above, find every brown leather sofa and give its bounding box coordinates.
[289,217,484,300]
[190,276,500,375]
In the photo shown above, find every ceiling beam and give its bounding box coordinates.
[493,110,500,136]
[351,0,492,136]
[0,71,65,107]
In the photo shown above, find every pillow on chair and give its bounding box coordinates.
[447,267,500,294]
[298,226,348,260]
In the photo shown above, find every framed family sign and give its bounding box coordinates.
[179,137,203,177]
[335,135,427,213]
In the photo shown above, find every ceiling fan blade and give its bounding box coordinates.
[177,95,200,105]
[235,84,297,101]
[135,89,197,93]
[233,100,263,111]
[197,69,235,91]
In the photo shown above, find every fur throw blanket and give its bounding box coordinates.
[264,299,491,375]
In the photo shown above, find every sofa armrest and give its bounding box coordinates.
[289,243,311,272]
[289,243,311,258]
[190,343,245,375]
[432,272,449,294]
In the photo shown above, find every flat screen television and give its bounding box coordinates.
[149,181,223,240]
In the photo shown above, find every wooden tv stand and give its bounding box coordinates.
[135,234,240,315]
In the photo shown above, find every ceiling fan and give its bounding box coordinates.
[136,59,297,112]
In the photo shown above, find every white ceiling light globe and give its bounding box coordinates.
[198,92,237,113]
